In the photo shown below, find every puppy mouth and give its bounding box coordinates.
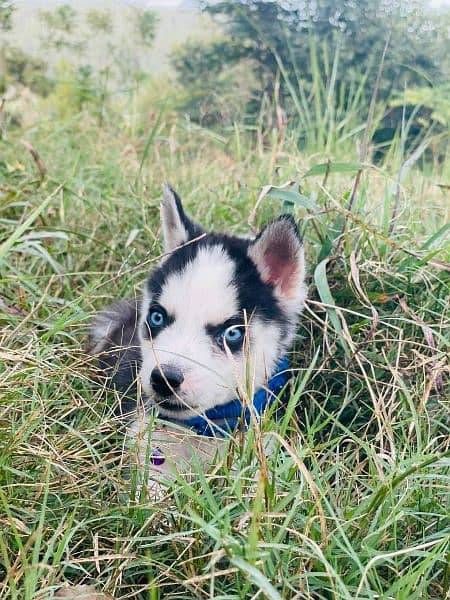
[155,397,188,413]
[151,394,199,416]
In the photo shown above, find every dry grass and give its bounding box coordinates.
[0,97,449,598]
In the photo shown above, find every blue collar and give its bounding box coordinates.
[162,357,290,437]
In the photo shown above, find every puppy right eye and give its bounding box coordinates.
[217,324,245,352]
[147,306,167,330]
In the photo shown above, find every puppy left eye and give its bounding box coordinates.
[147,307,166,329]
[222,325,245,347]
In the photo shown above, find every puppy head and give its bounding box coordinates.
[139,185,307,419]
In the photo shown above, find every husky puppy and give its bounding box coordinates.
[88,185,307,484]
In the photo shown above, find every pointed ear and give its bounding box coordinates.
[161,183,204,253]
[248,215,306,312]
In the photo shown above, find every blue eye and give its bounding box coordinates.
[223,326,244,345]
[148,308,166,329]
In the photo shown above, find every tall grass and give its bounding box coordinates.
[0,66,449,600]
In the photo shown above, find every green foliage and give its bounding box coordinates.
[133,8,159,49]
[173,0,450,151]
[172,38,255,126]
[391,84,450,127]
[0,2,52,99]
[33,4,160,113]
[46,60,101,117]
[0,0,14,31]
[0,45,51,96]
[40,2,76,33]
[172,38,249,88]
[85,9,113,34]
[39,4,85,54]
[201,0,445,91]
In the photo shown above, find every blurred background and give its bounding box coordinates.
[1,0,449,162]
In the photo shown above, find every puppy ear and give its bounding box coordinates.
[248,215,306,313]
[161,183,204,253]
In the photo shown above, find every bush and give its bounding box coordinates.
[173,0,450,150]
[0,45,52,96]
[172,38,256,126]
[44,60,103,118]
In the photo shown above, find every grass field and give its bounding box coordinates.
[0,81,449,599]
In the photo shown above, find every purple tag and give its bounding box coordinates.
[150,448,165,466]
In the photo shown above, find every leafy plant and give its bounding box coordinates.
[390,84,450,127]
[0,0,14,32]
[133,8,159,49]
[85,9,113,35]
[39,4,85,54]
[46,60,101,117]
[0,45,52,96]
[173,0,450,151]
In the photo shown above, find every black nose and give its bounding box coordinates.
[150,365,184,398]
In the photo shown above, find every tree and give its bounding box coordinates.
[0,2,51,97]
[133,8,159,49]
[1,46,51,96]
[0,0,14,31]
[200,0,443,90]
[171,38,255,126]
[39,4,85,54]
[173,0,450,137]
[86,9,113,34]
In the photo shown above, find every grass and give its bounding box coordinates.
[0,85,449,599]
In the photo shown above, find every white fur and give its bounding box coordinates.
[123,192,307,486]
[129,418,228,497]
[138,244,284,420]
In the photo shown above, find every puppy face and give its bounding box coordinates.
[138,185,307,419]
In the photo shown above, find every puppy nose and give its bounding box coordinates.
[150,364,184,397]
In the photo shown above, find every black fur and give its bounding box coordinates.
[88,299,141,416]
[148,232,285,325]
[205,315,246,352]
[89,206,300,413]
[169,185,205,240]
